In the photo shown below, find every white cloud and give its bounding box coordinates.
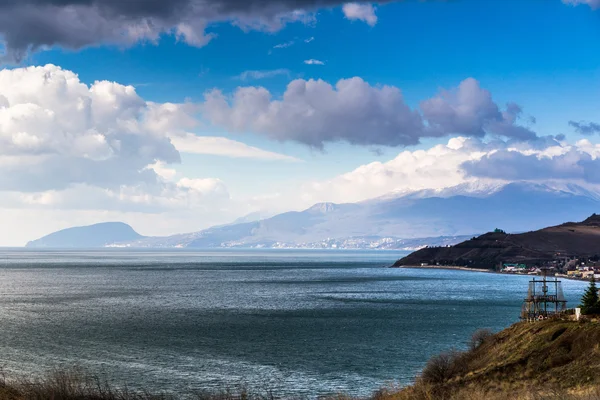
[421,78,537,141]
[0,64,293,245]
[304,59,325,65]
[201,76,539,149]
[0,64,186,191]
[297,136,600,207]
[236,69,290,81]
[175,22,217,47]
[299,137,490,205]
[562,0,600,9]
[342,3,378,26]
[147,161,178,181]
[169,133,301,161]
[201,77,424,148]
[273,41,295,49]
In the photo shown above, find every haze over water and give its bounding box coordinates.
[0,250,588,397]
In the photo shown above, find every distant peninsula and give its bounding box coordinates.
[394,214,600,270]
[26,222,144,248]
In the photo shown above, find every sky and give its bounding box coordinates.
[1,0,600,245]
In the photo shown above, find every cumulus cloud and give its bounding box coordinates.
[202,77,425,148]
[421,78,537,141]
[0,63,309,237]
[342,3,378,26]
[201,77,538,148]
[569,120,600,135]
[562,0,600,9]
[0,0,395,60]
[0,64,183,191]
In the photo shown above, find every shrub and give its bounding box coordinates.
[469,328,494,351]
[420,350,464,384]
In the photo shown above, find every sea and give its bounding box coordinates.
[0,249,588,398]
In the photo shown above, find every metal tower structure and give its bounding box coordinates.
[520,267,567,321]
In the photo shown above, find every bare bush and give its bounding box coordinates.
[14,368,173,400]
[420,350,465,385]
[469,328,494,351]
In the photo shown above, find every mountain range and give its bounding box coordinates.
[26,181,600,249]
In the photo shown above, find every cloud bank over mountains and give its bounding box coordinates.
[298,137,600,205]
[1,47,600,244]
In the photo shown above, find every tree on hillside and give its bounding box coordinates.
[580,277,600,315]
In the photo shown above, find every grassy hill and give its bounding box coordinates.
[376,319,600,400]
[394,214,600,269]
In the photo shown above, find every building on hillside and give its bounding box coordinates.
[582,270,595,279]
[567,270,582,278]
[502,263,528,273]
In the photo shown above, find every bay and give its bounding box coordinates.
[0,249,588,397]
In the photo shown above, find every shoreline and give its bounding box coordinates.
[395,264,495,273]
[395,264,591,283]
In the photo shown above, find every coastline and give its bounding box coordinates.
[395,264,495,273]
[396,264,592,283]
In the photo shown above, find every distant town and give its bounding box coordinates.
[500,256,600,281]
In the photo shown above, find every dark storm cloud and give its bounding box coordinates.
[0,0,397,60]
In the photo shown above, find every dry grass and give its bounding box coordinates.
[0,368,278,400]
[369,385,600,400]
[0,366,598,400]
[366,321,600,400]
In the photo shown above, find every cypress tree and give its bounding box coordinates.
[580,277,600,315]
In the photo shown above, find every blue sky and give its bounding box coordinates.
[1,0,600,244]
[30,0,600,178]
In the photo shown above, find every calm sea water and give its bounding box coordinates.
[0,249,588,397]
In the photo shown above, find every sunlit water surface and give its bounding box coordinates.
[0,249,588,397]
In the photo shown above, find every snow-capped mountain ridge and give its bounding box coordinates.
[27,181,600,249]
[370,181,600,202]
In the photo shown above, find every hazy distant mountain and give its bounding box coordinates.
[26,222,144,248]
[26,181,600,249]
[119,181,600,249]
